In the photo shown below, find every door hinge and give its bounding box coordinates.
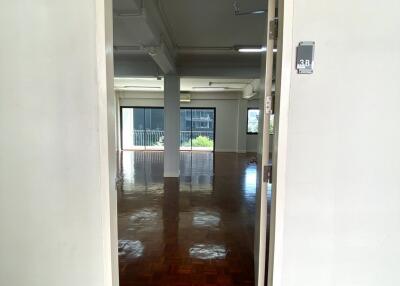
[263,165,268,183]
[263,165,272,183]
[269,18,279,41]
[265,95,273,114]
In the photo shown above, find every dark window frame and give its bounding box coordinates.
[180,107,216,152]
[120,106,164,150]
[120,106,216,152]
[246,108,260,135]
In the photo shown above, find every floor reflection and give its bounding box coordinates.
[189,244,227,260]
[192,210,220,228]
[243,163,258,213]
[118,151,256,286]
[118,240,144,260]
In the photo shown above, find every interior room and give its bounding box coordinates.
[115,77,274,285]
[112,0,272,285]
[3,0,400,285]
[116,77,268,153]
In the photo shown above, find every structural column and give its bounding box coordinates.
[164,75,180,177]
[236,98,248,153]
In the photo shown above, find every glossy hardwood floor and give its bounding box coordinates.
[117,151,258,286]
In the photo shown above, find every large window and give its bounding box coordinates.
[180,108,215,151]
[121,107,165,150]
[121,107,215,152]
[247,108,260,134]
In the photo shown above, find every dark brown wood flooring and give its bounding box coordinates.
[118,151,258,286]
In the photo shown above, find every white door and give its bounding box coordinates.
[254,0,277,284]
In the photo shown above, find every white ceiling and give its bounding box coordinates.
[114,77,256,92]
[160,0,267,47]
[113,0,267,78]
[113,0,266,49]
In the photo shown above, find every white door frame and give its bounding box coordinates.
[96,0,120,285]
[266,0,294,285]
[102,0,296,284]
[255,0,277,284]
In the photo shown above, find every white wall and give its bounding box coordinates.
[271,0,400,285]
[0,1,116,286]
[118,91,258,153]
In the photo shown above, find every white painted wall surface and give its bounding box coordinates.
[0,1,116,286]
[246,134,259,153]
[272,0,400,285]
[118,91,244,152]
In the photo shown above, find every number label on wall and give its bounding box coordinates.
[296,42,315,74]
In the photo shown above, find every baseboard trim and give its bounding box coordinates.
[215,149,256,153]
[215,149,238,153]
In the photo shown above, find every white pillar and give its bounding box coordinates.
[164,75,180,177]
[236,98,248,153]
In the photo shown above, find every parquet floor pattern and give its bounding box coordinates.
[118,151,258,286]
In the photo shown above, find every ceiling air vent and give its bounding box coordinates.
[180,93,191,103]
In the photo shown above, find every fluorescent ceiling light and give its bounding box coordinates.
[209,81,250,86]
[237,46,266,53]
[193,87,226,91]
[114,85,161,90]
[114,76,162,81]
[251,10,266,14]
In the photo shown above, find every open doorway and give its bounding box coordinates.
[112,1,274,285]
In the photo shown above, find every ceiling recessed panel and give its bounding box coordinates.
[160,0,267,47]
[113,0,142,12]
[114,16,160,47]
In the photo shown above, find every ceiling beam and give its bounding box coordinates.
[145,43,176,74]
[113,0,176,74]
[242,79,261,99]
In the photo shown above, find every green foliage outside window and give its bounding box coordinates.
[182,135,214,148]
